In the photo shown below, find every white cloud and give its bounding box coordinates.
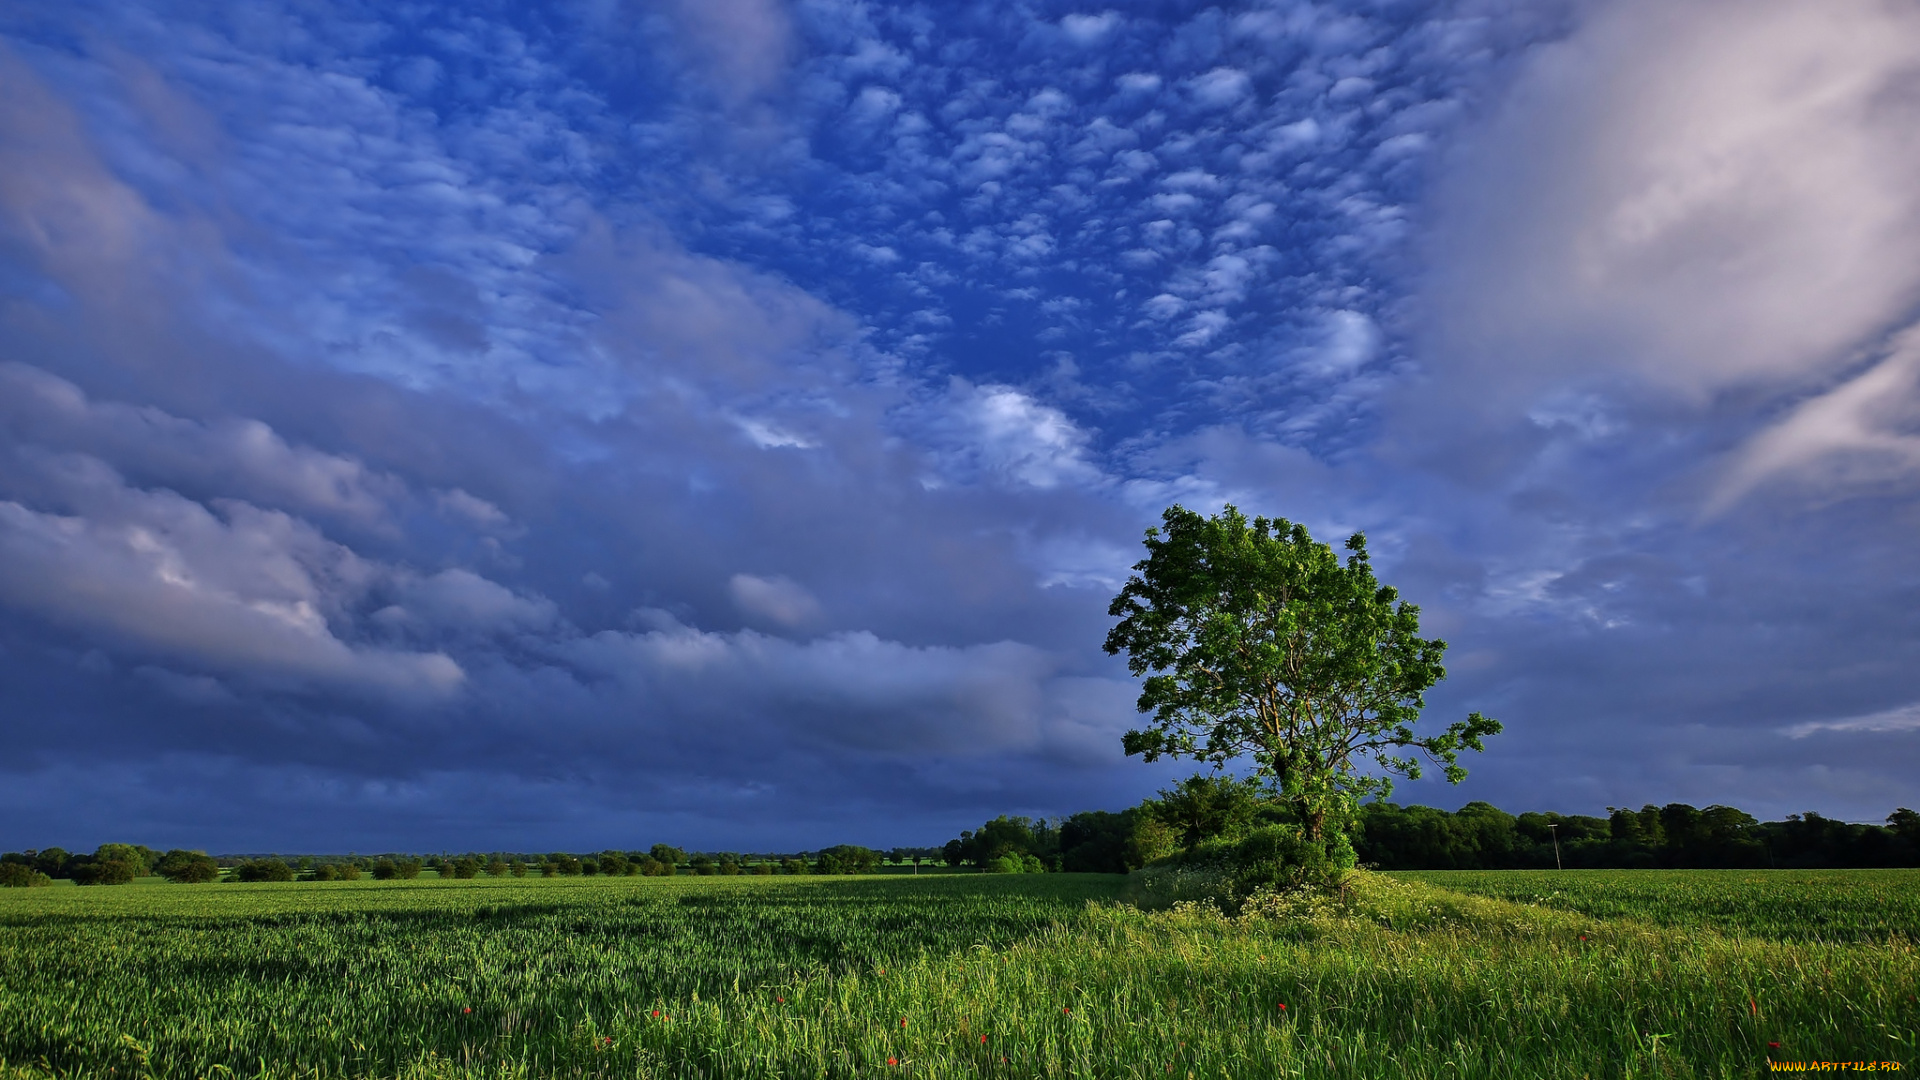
[1423,0,1920,416]
[917,381,1105,490]
[0,459,461,701]
[1187,68,1253,110]
[565,621,1056,755]
[1785,701,1920,739]
[1059,12,1122,46]
[728,573,822,628]
[0,363,405,529]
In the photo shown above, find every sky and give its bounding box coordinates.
[2,0,1918,854]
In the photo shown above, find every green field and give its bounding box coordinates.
[1,870,1914,1078]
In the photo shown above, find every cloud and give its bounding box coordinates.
[0,364,407,530]
[728,573,822,628]
[0,457,462,702]
[1418,0,1920,465]
[1710,326,1920,511]
[1786,701,1920,739]
[915,382,1105,490]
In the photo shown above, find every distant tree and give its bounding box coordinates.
[780,857,809,875]
[155,850,220,884]
[449,857,481,879]
[1106,505,1499,844]
[32,847,71,879]
[580,859,601,876]
[372,859,400,881]
[814,845,881,874]
[234,860,295,882]
[750,861,774,875]
[484,859,509,877]
[0,863,51,888]
[689,854,716,876]
[310,864,339,882]
[336,863,362,881]
[90,844,157,877]
[597,851,630,877]
[549,854,582,876]
[941,839,965,867]
[71,855,138,886]
[1149,774,1266,850]
[649,845,686,869]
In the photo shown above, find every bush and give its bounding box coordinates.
[750,861,773,875]
[486,859,509,877]
[234,860,295,882]
[449,857,480,879]
[310,864,339,882]
[156,850,220,884]
[507,861,526,878]
[336,863,362,881]
[780,858,808,875]
[1128,824,1357,913]
[71,859,137,886]
[813,845,881,875]
[580,860,600,876]
[0,863,51,888]
[372,859,399,881]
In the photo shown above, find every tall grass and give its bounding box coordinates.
[1,870,1913,1077]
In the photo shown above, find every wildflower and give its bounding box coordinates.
[462,1007,471,1014]
[652,1010,660,1018]
[776,997,785,1004]
[888,1058,898,1067]
[1749,997,1759,1017]
[1277,1004,1287,1011]
[980,1035,987,1044]
[901,1018,908,1027]
[1063,1006,1071,1014]
[1769,1042,1781,1050]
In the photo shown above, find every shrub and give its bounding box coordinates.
[449,857,480,879]
[485,859,509,877]
[155,850,220,884]
[580,860,600,876]
[336,863,362,881]
[507,861,526,878]
[750,861,773,875]
[395,859,422,880]
[234,860,295,883]
[372,860,399,881]
[310,864,339,881]
[638,857,672,876]
[71,859,137,886]
[780,858,808,875]
[0,863,51,888]
[1127,824,1357,913]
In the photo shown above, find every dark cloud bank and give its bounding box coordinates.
[1,0,1917,852]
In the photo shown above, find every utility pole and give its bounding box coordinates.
[1548,822,1563,871]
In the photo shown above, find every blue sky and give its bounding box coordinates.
[3,0,1918,852]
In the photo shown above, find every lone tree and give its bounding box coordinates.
[1105,505,1500,844]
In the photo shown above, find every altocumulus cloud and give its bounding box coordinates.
[0,0,1917,851]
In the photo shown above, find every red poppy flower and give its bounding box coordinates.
[462,1007,471,1014]
[1769,1042,1781,1050]
[887,1057,898,1066]
[900,1018,908,1027]
[1277,1003,1287,1011]
[776,997,785,1003]
[1062,1007,1071,1014]
[652,1010,660,1018]
[980,1035,987,1044]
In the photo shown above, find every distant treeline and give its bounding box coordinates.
[938,776,1920,874]
[0,843,952,887]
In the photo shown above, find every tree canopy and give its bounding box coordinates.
[1105,504,1500,840]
